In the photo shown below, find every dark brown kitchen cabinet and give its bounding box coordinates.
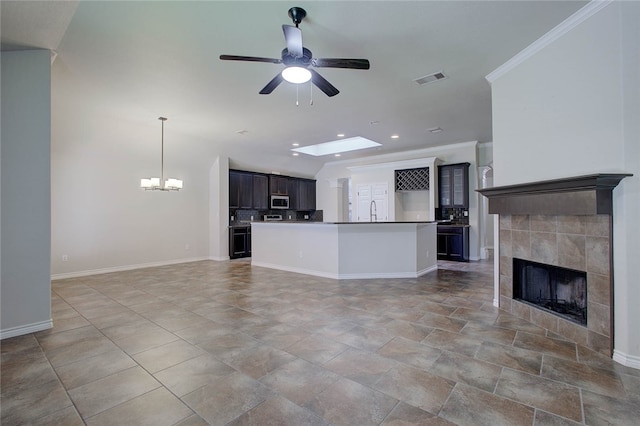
[437,225,469,262]
[229,171,253,209]
[287,178,299,210]
[252,174,269,210]
[439,163,470,208]
[269,175,288,195]
[297,178,316,211]
[230,170,268,209]
[229,226,251,259]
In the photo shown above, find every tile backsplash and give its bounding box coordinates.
[231,209,323,224]
[439,207,469,223]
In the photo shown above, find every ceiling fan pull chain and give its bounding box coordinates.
[296,84,299,106]
[310,81,313,106]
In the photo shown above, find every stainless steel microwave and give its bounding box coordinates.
[270,195,289,209]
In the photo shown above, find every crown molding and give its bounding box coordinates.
[486,0,614,84]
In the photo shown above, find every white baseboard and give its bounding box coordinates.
[209,255,230,261]
[251,261,339,279]
[613,350,640,370]
[339,264,438,280]
[480,246,494,260]
[51,257,211,280]
[1,319,52,340]
[251,261,437,280]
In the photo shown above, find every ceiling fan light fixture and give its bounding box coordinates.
[282,66,311,84]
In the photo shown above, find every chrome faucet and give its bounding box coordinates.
[370,200,377,222]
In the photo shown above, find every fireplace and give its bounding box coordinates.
[513,258,587,326]
[478,174,631,356]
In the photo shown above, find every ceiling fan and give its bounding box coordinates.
[219,7,370,97]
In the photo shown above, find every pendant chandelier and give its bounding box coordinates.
[140,117,183,191]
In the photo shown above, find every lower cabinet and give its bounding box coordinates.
[229,226,251,259]
[437,226,469,262]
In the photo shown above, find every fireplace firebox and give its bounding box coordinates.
[513,258,587,326]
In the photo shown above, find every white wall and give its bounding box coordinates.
[315,141,483,259]
[396,191,430,222]
[617,0,640,369]
[51,67,211,278]
[209,156,229,261]
[491,6,626,184]
[489,1,640,367]
[1,50,52,338]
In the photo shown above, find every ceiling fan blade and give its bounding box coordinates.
[309,69,339,97]
[259,73,284,95]
[220,54,282,64]
[312,58,370,70]
[282,25,303,58]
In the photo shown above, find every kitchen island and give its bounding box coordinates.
[251,222,437,279]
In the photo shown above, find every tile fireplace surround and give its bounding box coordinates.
[478,174,631,356]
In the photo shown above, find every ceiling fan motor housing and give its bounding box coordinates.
[281,47,313,66]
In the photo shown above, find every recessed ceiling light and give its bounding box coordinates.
[334,154,341,157]
[291,136,381,157]
[292,143,299,146]
[427,127,443,133]
[292,152,299,156]
[391,135,399,139]
[337,133,345,137]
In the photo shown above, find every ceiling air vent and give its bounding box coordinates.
[414,71,447,86]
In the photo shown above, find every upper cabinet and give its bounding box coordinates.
[231,170,316,211]
[252,174,269,210]
[229,170,253,209]
[287,178,299,210]
[269,175,289,195]
[297,178,316,211]
[438,163,470,208]
[230,170,269,209]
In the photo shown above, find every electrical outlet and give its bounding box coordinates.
[288,215,292,220]
[304,214,309,220]
[464,211,469,217]
[250,215,254,221]
[62,255,68,262]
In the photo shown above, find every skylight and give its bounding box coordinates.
[291,136,381,157]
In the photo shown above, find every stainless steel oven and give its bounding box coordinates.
[270,195,289,209]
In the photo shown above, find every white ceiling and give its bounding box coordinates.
[1,0,587,177]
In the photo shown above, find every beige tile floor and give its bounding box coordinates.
[2,259,640,425]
